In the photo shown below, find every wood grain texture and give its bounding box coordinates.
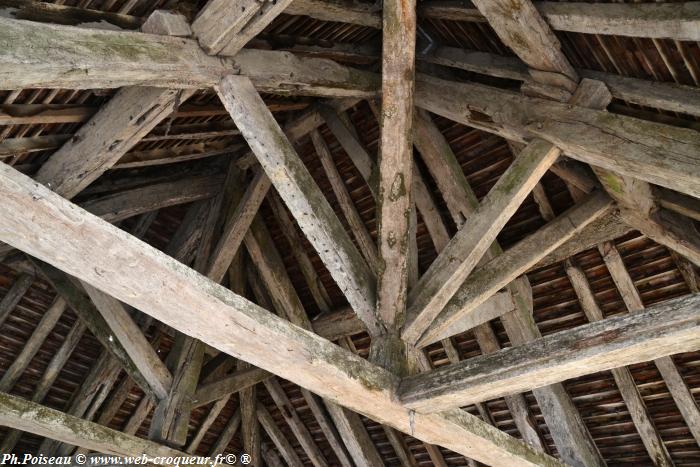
[400,293,700,412]
[416,74,700,198]
[0,160,560,467]
[217,75,379,335]
[404,138,560,344]
[418,191,613,347]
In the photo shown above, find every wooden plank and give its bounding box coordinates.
[565,261,674,467]
[470,0,577,81]
[399,293,700,412]
[0,392,183,457]
[217,75,380,335]
[416,74,700,199]
[403,139,560,345]
[416,191,612,347]
[0,162,563,467]
[600,242,700,444]
[82,283,172,400]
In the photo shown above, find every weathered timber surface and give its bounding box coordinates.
[470,0,577,80]
[418,191,613,347]
[0,161,561,467]
[404,138,559,344]
[416,74,700,199]
[0,17,228,89]
[0,392,183,457]
[217,75,380,335]
[400,293,700,412]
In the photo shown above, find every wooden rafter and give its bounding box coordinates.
[399,293,700,411]
[0,162,560,466]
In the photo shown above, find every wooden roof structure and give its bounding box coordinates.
[0,0,699,465]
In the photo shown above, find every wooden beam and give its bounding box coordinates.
[192,367,271,408]
[264,378,330,467]
[324,401,386,466]
[209,409,241,456]
[82,283,172,400]
[0,273,33,329]
[470,0,577,82]
[311,129,379,273]
[206,167,271,283]
[416,74,700,199]
[286,0,381,28]
[420,46,700,118]
[0,0,143,30]
[80,174,223,223]
[192,0,295,56]
[420,1,700,41]
[238,361,261,466]
[233,49,379,98]
[312,291,515,343]
[33,261,164,401]
[599,243,700,444]
[0,297,65,393]
[399,293,700,412]
[628,209,700,268]
[257,403,305,467]
[657,189,700,223]
[564,261,674,466]
[0,17,379,96]
[534,210,631,269]
[537,1,700,41]
[0,17,226,89]
[372,0,417,370]
[0,162,562,466]
[416,191,612,347]
[0,392,183,457]
[412,109,571,457]
[217,75,380,335]
[403,138,560,344]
